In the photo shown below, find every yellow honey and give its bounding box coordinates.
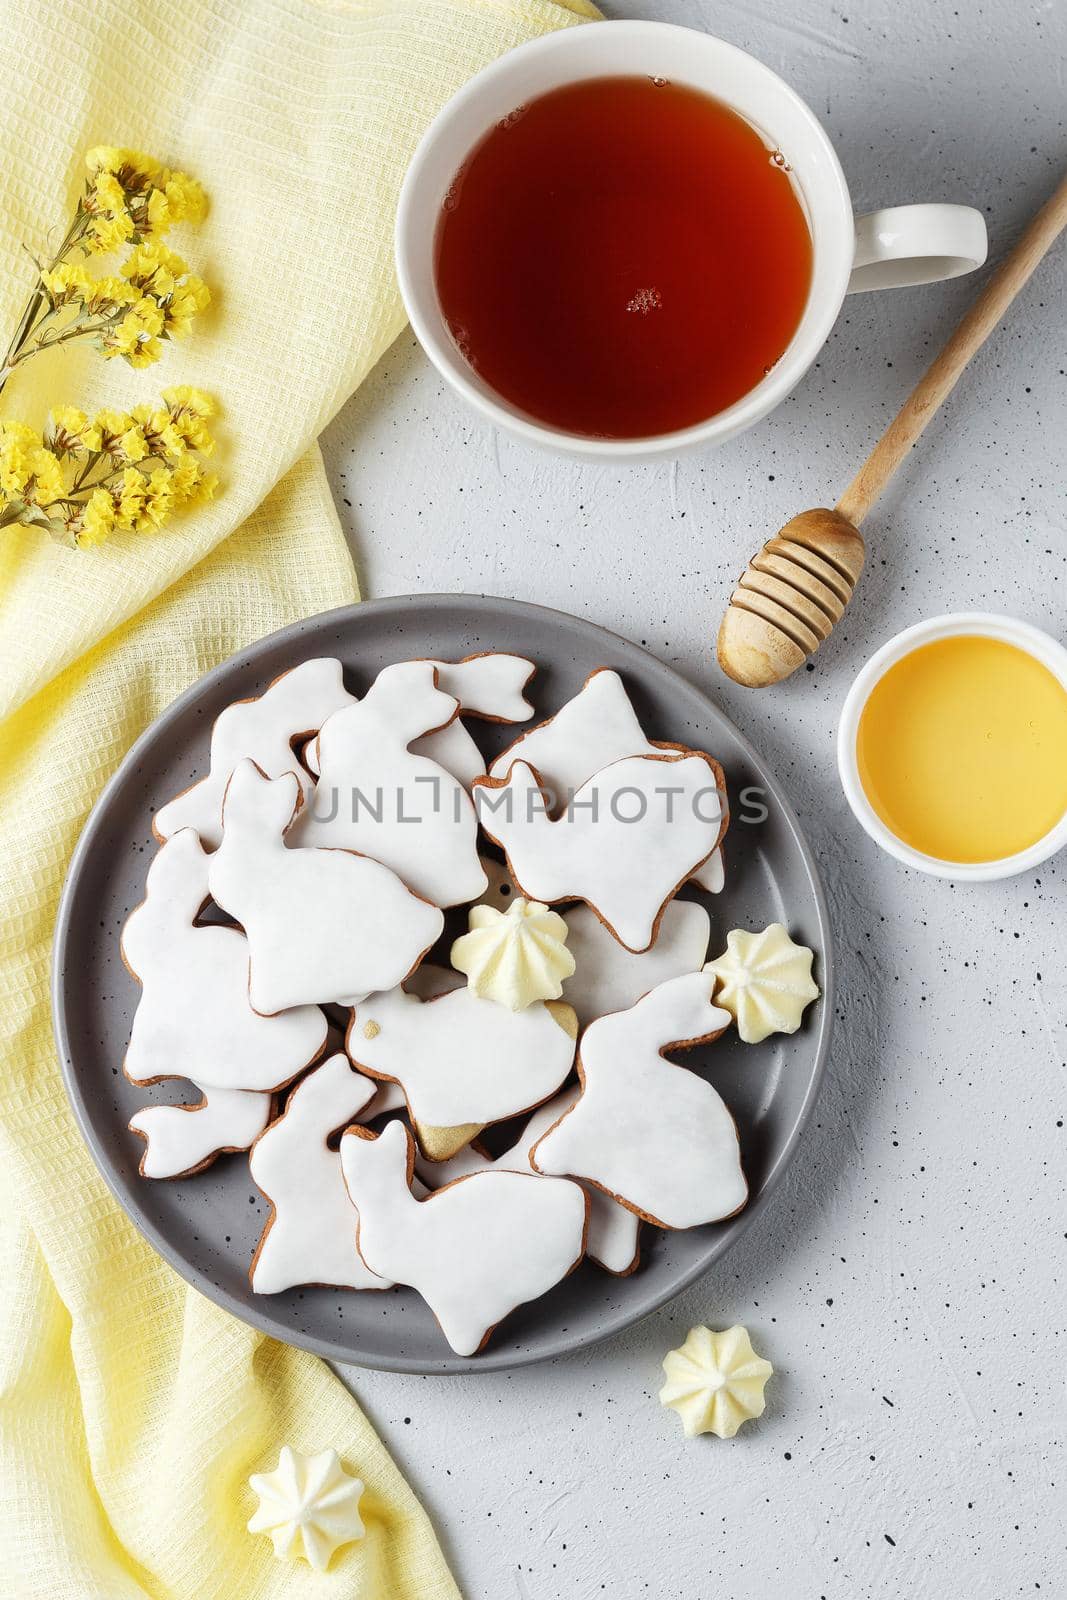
[856,635,1067,863]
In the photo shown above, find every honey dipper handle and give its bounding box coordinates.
[836,170,1067,528]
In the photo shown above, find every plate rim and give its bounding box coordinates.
[52,593,834,1374]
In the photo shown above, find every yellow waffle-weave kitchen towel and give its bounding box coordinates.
[0,1,596,1595]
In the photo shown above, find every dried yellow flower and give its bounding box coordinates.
[1,146,210,393]
[2,391,219,548]
[45,406,101,457]
[117,424,149,464]
[85,209,136,256]
[0,422,41,496]
[77,488,117,548]
[40,261,93,304]
[1,146,218,550]
[162,385,215,452]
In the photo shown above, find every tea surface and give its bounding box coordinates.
[434,75,813,439]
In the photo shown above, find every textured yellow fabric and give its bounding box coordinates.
[0,1,596,1595]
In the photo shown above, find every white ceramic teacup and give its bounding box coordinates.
[395,20,988,461]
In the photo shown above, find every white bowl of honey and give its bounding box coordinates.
[838,614,1067,881]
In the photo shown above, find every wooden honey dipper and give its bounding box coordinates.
[718,171,1067,688]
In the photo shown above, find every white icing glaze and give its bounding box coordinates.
[247,1446,365,1570]
[451,898,574,1010]
[476,754,724,952]
[250,1054,390,1293]
[209,760,443,1013]
[154,658,354,849]
[705,923,820,1043]
[296,660,487,907]
[488,669,727,896]
[129,1085,272,1179]
[410,1139,490,1188]
[347,984,576,1131]
[303,654,533,787]
[360,1077,409,1116]
[690,846,725,895]
[312,697,486,790]
[411,716,486,790]
[488,667,663,798]
[414,1088,641,1276]
[531,971,747,1229]
[425,654,535,721]
[339,1119,587,1355]
[122,829,327,1090]
[562,899,711,1028]
[659,1324,774,1438]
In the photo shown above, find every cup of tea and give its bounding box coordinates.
[395,20,987,460]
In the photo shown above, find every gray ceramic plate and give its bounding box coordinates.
[54,594,832,1374]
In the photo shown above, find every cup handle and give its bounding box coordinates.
[847,204,987,293]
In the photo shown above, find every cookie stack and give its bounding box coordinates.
[123,655,818,1355]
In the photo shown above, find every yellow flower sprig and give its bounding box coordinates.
[0,148,209,392]
[0,387,218,548]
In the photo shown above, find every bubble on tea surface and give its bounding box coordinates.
[497,105,527,130]
[625,287,663,316]
[650,76,669,87]
[770,149,792,171]
[448,321,473,361]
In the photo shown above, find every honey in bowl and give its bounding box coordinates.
[856,635,1067,864]
[433,76,813,440]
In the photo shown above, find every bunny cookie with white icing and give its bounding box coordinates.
[426,654,536,723]
[154,658,355,850]
[249,1054,392,1294]
[122,828,328,1092]
[297,660,487,907]
[209,759,443,1013]
[339,1119,587,1355]
[302,652,537,791]
[531,971,748,1230]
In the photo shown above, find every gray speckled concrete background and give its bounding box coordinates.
[321,2,1066,1593]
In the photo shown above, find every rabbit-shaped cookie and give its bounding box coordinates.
[122,828,327,1089]
[154,657,355,849]
[531,971,747,1230]
[250,1054,392,1294]
[209,759,443,1013]
[297,661,487,907]
[339,1120,587,1355]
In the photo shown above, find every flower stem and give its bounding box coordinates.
[6,317,109,372]
[70,452,100,493]
[0,203,91,395]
